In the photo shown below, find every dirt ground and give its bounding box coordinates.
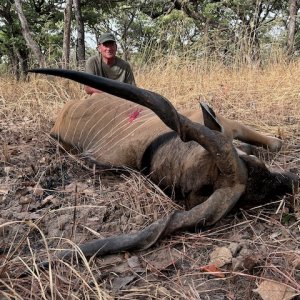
[0,80,300,299]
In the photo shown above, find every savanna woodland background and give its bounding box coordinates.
[1,1,300,299]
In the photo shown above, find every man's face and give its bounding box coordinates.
[98,41,117,60]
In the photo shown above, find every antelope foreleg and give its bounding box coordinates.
[217,115,282,152]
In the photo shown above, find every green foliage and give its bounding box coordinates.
[0,0,299,74]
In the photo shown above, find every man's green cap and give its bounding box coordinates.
[99,33,116,44]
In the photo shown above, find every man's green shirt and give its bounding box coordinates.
[85,54,136,86]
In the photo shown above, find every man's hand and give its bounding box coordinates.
[85,85,103,95]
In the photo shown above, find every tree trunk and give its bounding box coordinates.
[73,0,85,68]
[287,0,298,56]
[62,0,73,68]
[9,47,20,80]
[14,0,46,67]
[15,47,29,79]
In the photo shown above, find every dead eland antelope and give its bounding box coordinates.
[29,68,298,265]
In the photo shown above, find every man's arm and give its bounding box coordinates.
[125,64,136,86]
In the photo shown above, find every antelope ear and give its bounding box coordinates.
[200,102,222,132]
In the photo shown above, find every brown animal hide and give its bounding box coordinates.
[25,69,298,274]
[51,93,167,169]
[50,93,282,169]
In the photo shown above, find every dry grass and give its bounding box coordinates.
[0,60,300,299]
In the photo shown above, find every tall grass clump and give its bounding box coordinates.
[137,55,300,136]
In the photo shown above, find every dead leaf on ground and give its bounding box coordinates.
[112,275,136,292]
[254,280,298,300]
[199,264,226,278]
[209,246,232,267]
[127,256,141,269]
[143,247,181,271]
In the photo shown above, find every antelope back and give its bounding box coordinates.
[51,93,281,169]
[51,93,174,168]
